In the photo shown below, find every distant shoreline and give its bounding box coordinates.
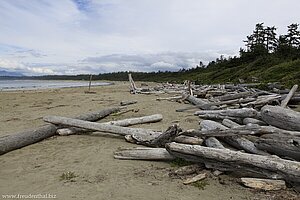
[0,79,113,91]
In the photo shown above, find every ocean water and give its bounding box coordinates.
[0,80,111,91]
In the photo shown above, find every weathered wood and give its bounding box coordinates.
[183,173,207,184]
[182,93,209,106]
[241,94,281,107]
[166,142,300,182]
[174,135,203,145]
[114,147,175,160]
[199,98,256,110]
[0,107,120,155]
[149,125,180,147]
[281,84,298,108]
[261,105,300,131]
[182,128,258,137]
[195,108,258,118]
[243,118,267,126]
[197,113,243,123]
[199,120,267,155]
[120,100,138,106]
[217,91,252,101]
[44,116,161,143]
[240,178,286,191]
[168,146,283,180]
[156,96,182,101]
[57,114,163,135]
[256,134,300,161]
[222,119,242,128]
[204,137,225,149]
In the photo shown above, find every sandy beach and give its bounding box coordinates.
[0,81,295,200]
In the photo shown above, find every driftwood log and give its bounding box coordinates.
[57,114,163,135]
[114,147,174,160]
[166,142,300,182]
[44,116,161,143]
[0,107,120,155]
[240,178,286,191]
[261,105,300,131]
[280,84,298,108]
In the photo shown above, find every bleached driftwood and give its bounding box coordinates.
[182,93,209,106]
[128,73,138,93]
[114,147,175,160]
[183,173,207,185]
[243,118,266,126]
[149,125,180,147]
[0,107,120,155]
[256,134,300,161]
[261,105,300,131]
[174,135,203,145]
[44,116,161,143]
[200,120,225,149]
[166,142,300,182]
[156,96,182,101]
[57,114,163,136]
[199,98,256,110]
[217,92,252,101]
[170,164,202,176]
[195,108,258,118]
[280,84,298,108]
[240,178,286,191]
[241,94,281,107]
[199,120,267,155]
[222,119,242,128]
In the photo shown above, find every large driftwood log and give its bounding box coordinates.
[199,98,256,110]
[114,147,175,160]
[200,120,225,149]
[0,107,120,155]
[256,134,300,161]
[222,119,242,128]
[166,142,300,182]
[44,116,161,143]
[149,125,180,147]
[173,135,203,145]
[280,84,298,108]
[261,105,300,131]
[57,114,163,135]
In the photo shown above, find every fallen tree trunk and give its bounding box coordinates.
[173,135,203,145]
[166,142,300,182]
[114,147,175,160]
[44,116,161,143]
[0,107,120,155]
[261,105,300,131]
[280,84,298,108]
[57,114,163,135]
[217,91,252,101]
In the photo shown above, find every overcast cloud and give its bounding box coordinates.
[0,0,299,75]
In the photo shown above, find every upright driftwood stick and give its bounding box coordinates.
[280,84,298,108]
[0,107,120,155]
[166,142,300,182]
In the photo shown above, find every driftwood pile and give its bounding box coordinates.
[1,75,300,193]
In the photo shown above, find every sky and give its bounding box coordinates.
[0,0,299,76]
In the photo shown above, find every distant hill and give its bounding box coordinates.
[0,70,23,77]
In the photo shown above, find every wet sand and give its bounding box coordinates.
[0,81,293,200]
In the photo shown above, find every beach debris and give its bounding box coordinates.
[0,107,121,155]
[240,178,286,191]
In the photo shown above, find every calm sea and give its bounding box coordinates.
[0,80,111,91]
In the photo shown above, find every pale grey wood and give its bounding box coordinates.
[205,137,225,149]
[114,147,175,160]
[182,93,209,106]
[261,105,300,131]
[174,135,203,145]
[243,118,267,126]
[281,84,298,108]
[217,91,252,101]
[199,120,267,155]
[240,178,286,191]
[199,97,256,110]
[241,94,281,107]
[44,116,161,143]
[0,107,120,155]
[183,173,207,184]
[195,108,258,118]
[57,114,163,136]
[222,119,242,128]
[166,142,300,182]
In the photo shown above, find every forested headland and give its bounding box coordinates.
[3,23,300,87]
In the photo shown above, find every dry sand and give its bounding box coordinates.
[0,81,295,200]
